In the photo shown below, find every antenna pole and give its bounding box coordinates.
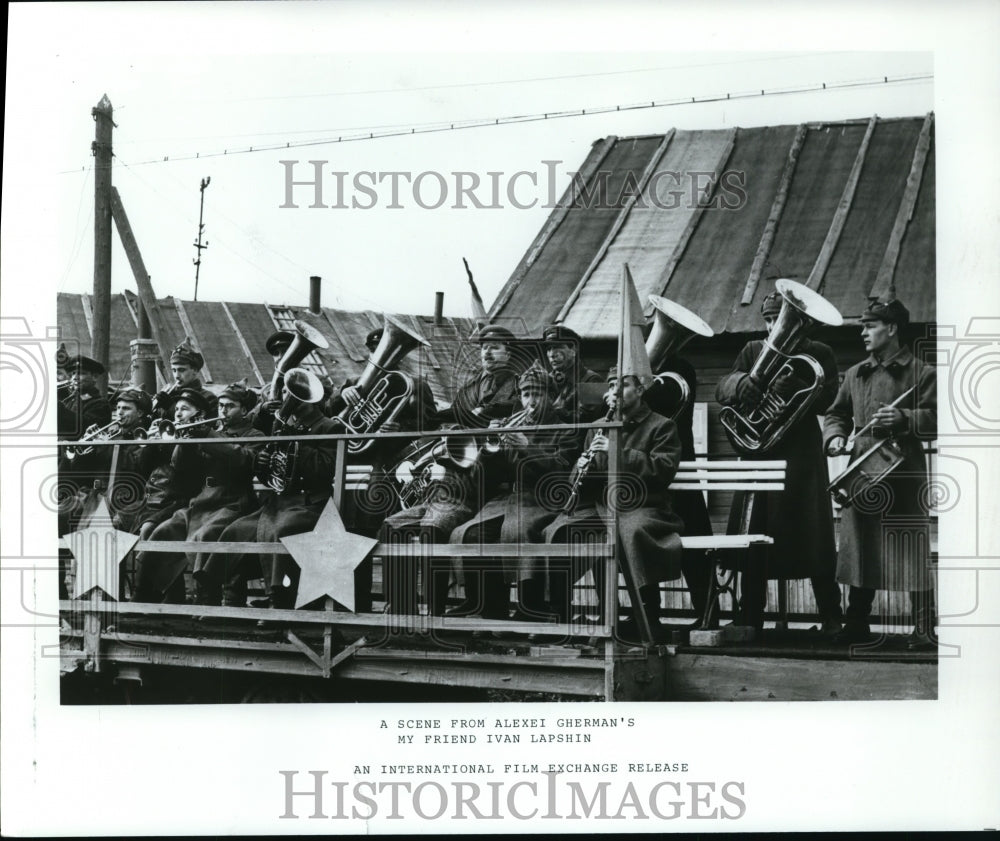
[193,176,211,300]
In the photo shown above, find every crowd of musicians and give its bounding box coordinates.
[56,283,937,650]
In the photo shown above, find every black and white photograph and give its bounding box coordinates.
[2,0,998,834]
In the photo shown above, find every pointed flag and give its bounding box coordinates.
[464,258,489,322]
[619,264,654,385]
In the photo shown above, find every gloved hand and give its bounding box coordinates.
[735,374,763,409]
[772,371,808,401]
[253,448,273,482]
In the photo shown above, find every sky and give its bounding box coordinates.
[1,2,954,320]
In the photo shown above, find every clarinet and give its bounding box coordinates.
[562,404,616,514]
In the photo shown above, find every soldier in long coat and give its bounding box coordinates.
[449,367,579,621]
[544,368,684,641]
[132,381,265,604]
[715,292,844,634]
[529,324,604,422]
[379,325,524,616]
[823,297,937,649]
[646,353,716,627]
[205,382,338,612]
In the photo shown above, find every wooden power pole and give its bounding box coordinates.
[193,176,210,301]
[91,95,114,388]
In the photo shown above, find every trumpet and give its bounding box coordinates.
[64,420,128,459]
[139,416,219,441]
[480,407,535,456]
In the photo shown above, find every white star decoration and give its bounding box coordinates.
[64,496,139,600]
[281,499,377,611]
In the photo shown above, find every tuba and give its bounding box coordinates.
[720,279,843,453]
[265,367,326,493]
[269,319,330,404]
[645,295,715,420]
[336,315,430,454]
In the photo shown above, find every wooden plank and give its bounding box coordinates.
[740,124,808,305]
[656,127,739,298]
[285,630,328,676]
[80,293,95,339]
[491,135,619,319]
[121,292,139,327]
[109,188,175,364]
[869,112,934,301]
[664,652,937,701]
[806,115,878,292]
[173,299,214,383]
[220,301,266,386]
[557,130,676,322]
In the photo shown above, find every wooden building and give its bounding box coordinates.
[487,113,937,623]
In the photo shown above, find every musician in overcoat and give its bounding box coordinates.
[529,324,604,421]
[58,354,112,437]
[647,353,716,626]
[379,325,523,616]
[823,297,937,649]
[544,368,685,640]
[449,367,579,621]
[205,377,338,611]
[132,381,265,604]
[124,387,211,540]
[715,292,844,634]
[151,338,214,420]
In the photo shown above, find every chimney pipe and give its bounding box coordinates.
[434,291,444,325]
[309,276,322,314]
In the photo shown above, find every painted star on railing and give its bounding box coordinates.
[281,499,377,611]
[63,496,139,600]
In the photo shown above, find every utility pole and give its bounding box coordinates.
[192,176,210,301]
[91,95,114,389]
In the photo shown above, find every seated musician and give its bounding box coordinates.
[379,324,522,617]
[123,388,212,543]
[205,370,338,614]
[151,338,215,420]
[448,367,578,626]
[58,354,112,438]
[530,324,604,421]
[325,325,439,613]
[132,381,265,605]
[543,367,684,643]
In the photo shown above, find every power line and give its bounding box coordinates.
[59,73,932,173]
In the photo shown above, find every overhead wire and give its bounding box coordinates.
[58,72,932,173]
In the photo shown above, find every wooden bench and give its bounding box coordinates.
[357,454,786,644]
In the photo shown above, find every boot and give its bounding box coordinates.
[618,585,664,645]
[833,586,875,644]
[447,569,481,617]
[907,590,937,651]
[508,577,558,641]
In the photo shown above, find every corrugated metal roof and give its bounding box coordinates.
[56,292,479,407]
[491,115,935,337]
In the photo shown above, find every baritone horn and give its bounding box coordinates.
[265,367,327,494]
[336,314,430,454]
[644,295,714,420]
[269,319,330,402]
[719,278,843,453]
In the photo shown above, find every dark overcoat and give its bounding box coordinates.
[823,347,936,591]
[449,404,580,581]
[543,406,684,589]
[716,338,839,580]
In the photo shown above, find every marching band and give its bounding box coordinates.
[57,285,938,648]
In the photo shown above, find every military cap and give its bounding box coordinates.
[116,387,153,415]
[220,378,258,411]
[518,366,554,395]
[173,387,212,414]
[169,337,204,370]
[265,330,295,356]
[861,297,910,327]
[66,354,106,377]
[541,324,582,345]
[364,328,384,353]
[473,325,517,344]
[760,292,784,318]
